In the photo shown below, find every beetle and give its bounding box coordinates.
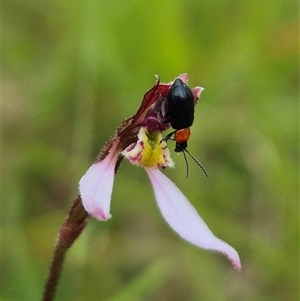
[163,78,208,178]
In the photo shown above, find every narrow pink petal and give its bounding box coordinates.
[79,143,120,221]
[178,73,188,83]
[192,86,204,102]
[145,168,241,270]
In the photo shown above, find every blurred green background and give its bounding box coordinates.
[3,0,299,300]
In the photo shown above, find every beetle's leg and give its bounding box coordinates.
[160,131,175,144]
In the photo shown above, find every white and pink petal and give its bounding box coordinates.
[145,168,241,270]
[79,142,120,221]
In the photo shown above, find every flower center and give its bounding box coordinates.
[122,127,174,169]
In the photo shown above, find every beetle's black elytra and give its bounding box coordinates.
[167,78,195,130]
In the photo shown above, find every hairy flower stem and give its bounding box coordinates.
[41,196,88,301]
[41,137,120,301]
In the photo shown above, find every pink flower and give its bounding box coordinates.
[79,75,241,270]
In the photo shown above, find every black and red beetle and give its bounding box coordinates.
[163,78,208,178]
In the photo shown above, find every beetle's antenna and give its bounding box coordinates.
[184,148,208,177]
[182,149,189,179]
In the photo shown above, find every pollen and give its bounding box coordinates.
[122,127,174,169]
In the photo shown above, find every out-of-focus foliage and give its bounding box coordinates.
[3,0,299,300]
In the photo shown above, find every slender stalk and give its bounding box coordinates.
[41,196,88,301]
[41,136,121,300]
